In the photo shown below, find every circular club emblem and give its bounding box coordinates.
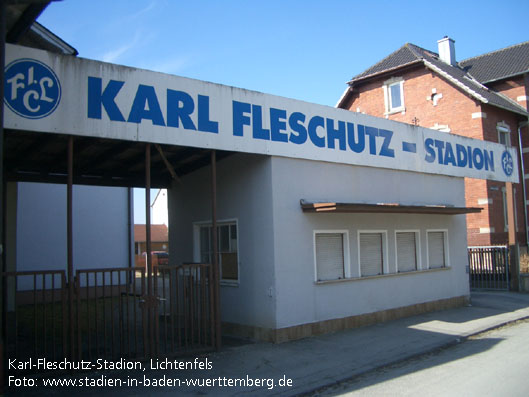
[502,150,514,177]
[4,58,61,119]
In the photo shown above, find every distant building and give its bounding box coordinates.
[134,224,169,254]
[337,38,529,247]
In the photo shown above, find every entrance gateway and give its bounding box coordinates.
[2,43,519,368]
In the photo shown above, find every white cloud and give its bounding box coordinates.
[144,56,190,74]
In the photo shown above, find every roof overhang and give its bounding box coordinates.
[300,200,482,215]
[336,59,424,109]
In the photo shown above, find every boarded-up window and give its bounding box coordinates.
[428,231,446,268]
[397,232,417,272]
[315,233,345,281]
[360,233,383,276]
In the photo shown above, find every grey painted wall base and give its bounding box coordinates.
[223,295,470,343]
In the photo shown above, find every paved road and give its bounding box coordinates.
[309,319,529,397]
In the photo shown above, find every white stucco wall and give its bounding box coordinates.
[167,153,470,333]
[168,153,276,329]
[16,183,131,281]
[270,156,470,329]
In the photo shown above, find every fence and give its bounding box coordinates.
[468,246,510,290]
[2,263,216,374]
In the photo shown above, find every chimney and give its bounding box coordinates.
[437,36,456,66]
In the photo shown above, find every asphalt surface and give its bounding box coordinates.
[309,319,529,396]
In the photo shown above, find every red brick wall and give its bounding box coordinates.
[487,76,528,111]
[345,65,528,246]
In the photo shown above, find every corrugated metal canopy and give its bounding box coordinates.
[300,200,482,215]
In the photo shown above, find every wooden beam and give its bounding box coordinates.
[154,144,181,183]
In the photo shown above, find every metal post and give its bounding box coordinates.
[517,123,529,246]
[67,136,74,359]
[145,143,154,355]
[211,150,221,350]
[0,0,5,389]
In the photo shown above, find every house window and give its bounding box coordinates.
[502,187,509,232]
[497,122,511,146]
[514,188,518,232]
[427,230,448,269]
[396,231,419,272]
[314,232,348,281]
[198,221,238,282]
[359,232,386,277]
[383,78,405,114]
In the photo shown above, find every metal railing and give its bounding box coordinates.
[468,246,510,290]
[2,262,216,374]
[2,270,67,367]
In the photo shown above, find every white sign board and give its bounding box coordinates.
[3,44,519,183]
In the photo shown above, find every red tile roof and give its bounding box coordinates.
[134,224,168,243]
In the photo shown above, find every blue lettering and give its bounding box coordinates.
[128,85,165,126]
[232,100,251,136]
[484,150,494,171]
[270,108,288,142]
[308,116,325,148]
[378,129,395,158]
[197,95,218,133]
[326,119,346,150]
[87,77,125,121]
[467,146,473,169]
[252,105,270,140]
[473,148,484,170]
[456,144,467,167]
[348,123,365,153]
[443,142,456,166]
[434,140,445,164]
[365,127,378,155]
[424,138,436,163]
[288,112,307,145]
[167,89,196,130]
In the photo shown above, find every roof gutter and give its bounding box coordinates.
[424,60,528,117]
[482,70,529,85]
[338,59,424,109]
[347,59,423,85]
[6,1,50,43]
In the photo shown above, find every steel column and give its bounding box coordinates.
[145,143,155,356]
[0,0,5,389]
[211,150,221,350]
[67,136,74,359]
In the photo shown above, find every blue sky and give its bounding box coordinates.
[36,0,529,222]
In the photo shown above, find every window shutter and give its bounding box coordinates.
[315,233,344,281]
[397,232,417,272]
[360,233,383,276]
[428,232,445,268]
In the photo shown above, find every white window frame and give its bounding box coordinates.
[513,187,518,232]
[426,229,450,269]
[383,77,405,115]
[395,230,421,272]
[502,187,509,232]
[193,218,240,286]
[313,230,350,282]
[497,122,511,147]
[357,230,389,277]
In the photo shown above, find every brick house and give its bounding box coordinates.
[337,38,529,247]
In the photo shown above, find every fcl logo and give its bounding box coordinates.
[4,58,61,119]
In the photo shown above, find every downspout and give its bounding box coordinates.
[518,121,529,246]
